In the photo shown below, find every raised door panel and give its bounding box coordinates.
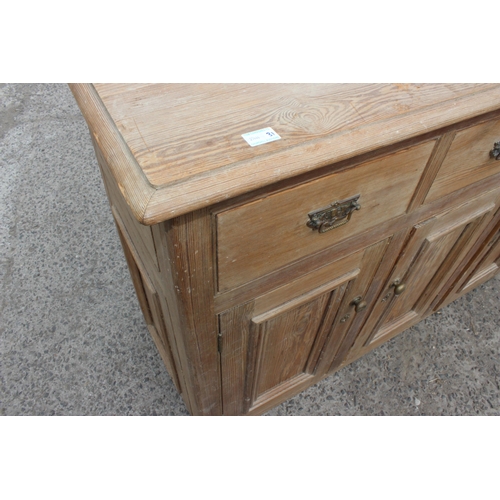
[250,293,333,400]
[459,216,500,294]
[220,274,355,416]
[219,238,391,416]
[354,191,498,353]
[115,222,182,392]
[432,201,500,310]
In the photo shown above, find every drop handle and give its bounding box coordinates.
[307,194,361,233]
[490,141,500,160]
[351,296,367,313]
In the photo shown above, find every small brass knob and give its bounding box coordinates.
[394,282,406,295]
[355,300,367,312]
[490,141,500,160]
[351,296,367,313]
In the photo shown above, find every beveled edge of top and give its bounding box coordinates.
[69,83,500,225]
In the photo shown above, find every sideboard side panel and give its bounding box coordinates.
[156,210,222,416]
[92,135,198,413]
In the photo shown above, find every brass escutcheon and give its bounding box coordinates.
[307,194,361,233]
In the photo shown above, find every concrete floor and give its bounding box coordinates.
[1,83,499,416]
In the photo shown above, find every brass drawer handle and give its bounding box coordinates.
[307,194,361,233]
[490,141,500,160]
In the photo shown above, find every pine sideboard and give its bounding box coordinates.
[70,84,500,415]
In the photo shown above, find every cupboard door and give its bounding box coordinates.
[458,211,500,294]
[354,191,498,353]
[219,238,391,416]
[432,203,500,310]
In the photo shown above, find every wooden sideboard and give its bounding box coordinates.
[70,84,500,415]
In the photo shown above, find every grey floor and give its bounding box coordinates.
[1,83,499,416]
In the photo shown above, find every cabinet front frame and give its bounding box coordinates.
[210,112,500,415]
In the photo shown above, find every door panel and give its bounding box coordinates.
[359,192,498,350]
[432,203,500,309]
[251,293,331,397]
[219,238,392,415]
[460,222,500,293]
[220,272,356,415]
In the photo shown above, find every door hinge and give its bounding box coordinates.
[217,332,223,353]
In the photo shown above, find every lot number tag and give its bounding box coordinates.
[242,127,281,147]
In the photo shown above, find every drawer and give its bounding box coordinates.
[425,118,500,203]
[216,141,435,291]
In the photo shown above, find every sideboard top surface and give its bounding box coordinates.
[69,83,500,224]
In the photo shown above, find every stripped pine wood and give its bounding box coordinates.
[71,84,500,224]
[94,138,159,273]
[69,84,155,223]
[213,171,500,314]
[216,141,434,291]
[71,84,500,415]
[431,200,500,309]
[93,84,497,187]
[364,190,499,348]
[406,131,457,212]
[114,219,181,392]
[426,118,500,203]
[161,210,222,415]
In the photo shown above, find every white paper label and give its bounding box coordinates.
[241,127,281,147]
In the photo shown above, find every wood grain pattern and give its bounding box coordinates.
[219,302,254,416]
[161,210,222,415]
[213,171,500,314]
[114,218,181,392]
[92,134,186,396]
[406,131,456,212]
[94,84,497,187]
[432,199,500,307]
[251,254,361,318]
[69,84,155,224]
[460,220,500,294]
[326,237,394,373]
[219,259,363,414]
[217,236,395,414]
[363,191,497,347]
[71,84,500,224]
[72,84,500,416]
[94,137,159,273]
[216,141,434,291]
[426,118,500,203]
[337,227,412,365]
[251,294,330,398]
[341,197,500,365]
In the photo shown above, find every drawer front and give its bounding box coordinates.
[426,118,500,203]
[216,141,435,291]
